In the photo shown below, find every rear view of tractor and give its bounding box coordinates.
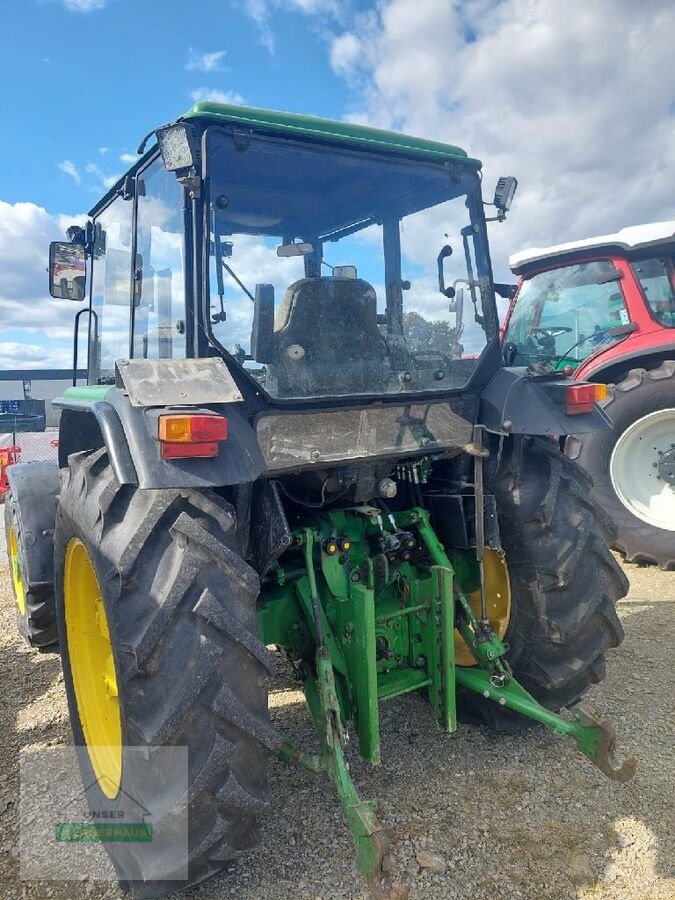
[504,224,675,570]
[6,103,634,899]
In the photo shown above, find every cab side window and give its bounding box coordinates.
[133,159,187,358]
[90,195,133,382]
[632,257,675,327]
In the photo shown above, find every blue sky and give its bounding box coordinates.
[2,0,353,216]
[2,0,675,370]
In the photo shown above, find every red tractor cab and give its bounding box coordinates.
[502,222,675,570]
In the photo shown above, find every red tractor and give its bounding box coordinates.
[502,222,675,570]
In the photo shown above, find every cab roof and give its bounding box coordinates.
[510,221,675,275]
[183,101,478,166]
[90,103,480,217]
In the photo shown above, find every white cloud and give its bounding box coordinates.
[98,146,109,155]
[85,162,121,190]
[58,160,80,185]
[185,47,228,73]
[63,0,107,11]
[190,88,244,105]
[329,0,675,282]
[119,152,137,164]
[242,0,344,53]
[0,202,88,367]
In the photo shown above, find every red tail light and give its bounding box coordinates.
[566,383,607,415]
[158,414,228,459]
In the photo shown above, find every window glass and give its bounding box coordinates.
[632,257,675,328]
[505,260,629,368]
[89,195,133,382]
[133,159,187,358]
[206,129,491,399]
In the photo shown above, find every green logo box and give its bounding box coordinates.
[55,823,153,843]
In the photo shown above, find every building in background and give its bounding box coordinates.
[0,369,86,428]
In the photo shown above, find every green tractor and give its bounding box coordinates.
[6,103,634,898]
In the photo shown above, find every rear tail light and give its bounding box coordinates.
[566,383,607,415]
[158,414,228,459]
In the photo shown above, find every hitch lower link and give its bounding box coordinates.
[279,529,408,899]
[411,507,636,783]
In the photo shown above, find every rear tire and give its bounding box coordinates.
[4,490,58,648]
[458,436,628,729]
[566,361,675,570]
[54,448,279,898]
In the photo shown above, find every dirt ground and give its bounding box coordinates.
[0,532,674,900]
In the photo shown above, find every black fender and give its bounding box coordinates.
[6,462,60,587]
[479,366,612,436]
[54,388,265,489]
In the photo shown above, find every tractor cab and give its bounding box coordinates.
[49,103,518,405]
[503,222,675,372]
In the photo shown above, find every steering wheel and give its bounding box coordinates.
[528,326,573,338]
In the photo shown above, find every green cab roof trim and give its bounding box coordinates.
[183,102,480,167]
[63,385,112,402]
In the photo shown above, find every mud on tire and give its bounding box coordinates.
[458,436,628,730]
[54,448,279,898]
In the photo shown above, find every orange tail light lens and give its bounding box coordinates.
[158,414,228,459]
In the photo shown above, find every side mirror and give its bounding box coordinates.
[49,242,86,300]
[251,283,276,363]
[493,176,518,215]
[437,245,455,298]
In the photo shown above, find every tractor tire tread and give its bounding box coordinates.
[54,450,274,898]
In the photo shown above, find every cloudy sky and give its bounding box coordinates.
[3,0,675,368]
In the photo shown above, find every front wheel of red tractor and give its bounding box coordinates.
[53,448,279,898]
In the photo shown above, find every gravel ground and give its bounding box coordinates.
[1,533,674,900]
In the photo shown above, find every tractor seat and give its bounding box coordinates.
[272,276,384,396]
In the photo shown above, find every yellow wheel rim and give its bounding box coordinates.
[455,549,512,667]
[64,538,122,799]
[8,525,26,616]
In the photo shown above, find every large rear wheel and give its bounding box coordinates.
[458,436,628,729]
[566,362,675,570]
[54,448,279,897]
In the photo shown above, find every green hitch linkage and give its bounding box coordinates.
[406,507,635,783]
[455,668,636,782]
[279,528,409,900]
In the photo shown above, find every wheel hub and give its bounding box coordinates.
[609,408,675,531]
[657,446,675,486]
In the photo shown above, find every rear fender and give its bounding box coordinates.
[54,389,264,489]
[479,367,612,436]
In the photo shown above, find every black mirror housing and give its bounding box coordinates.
[49,241,86,301]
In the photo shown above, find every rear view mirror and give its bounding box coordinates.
[277,242,314,258]
[49,242,86,300]
[333,266,357,279]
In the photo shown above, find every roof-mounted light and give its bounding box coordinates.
[156,123,199,172]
